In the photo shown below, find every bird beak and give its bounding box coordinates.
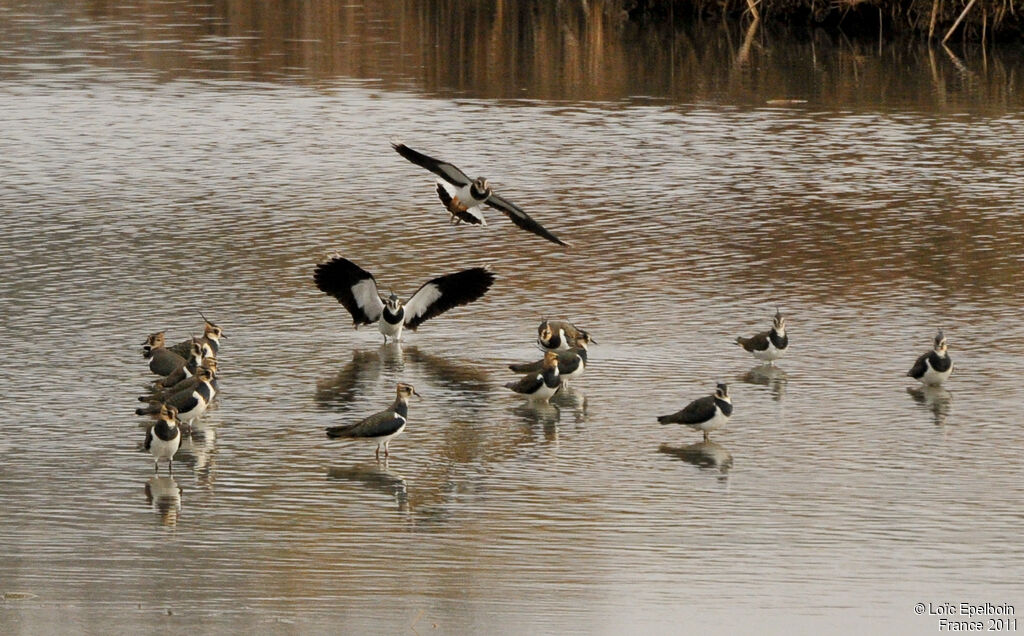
[414,389,422,398]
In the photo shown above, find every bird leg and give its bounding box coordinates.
[703,431,709,443]
[169,460,173,475]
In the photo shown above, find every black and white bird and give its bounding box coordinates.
[145,404,182,475]
[144,357,218,402]
[907,330,953,386]
[510,332,591,386]
[658,383,733,442]
[146,338,200,377]
[156,340,212,388]
[537,319,593,351]
[314,256,495,343]
[391,142,569,247]
[736,309,789,365]
[326,383,420,460]
[505,350,561,402]
[137,366,215,427]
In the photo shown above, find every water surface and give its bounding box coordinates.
[2,2,1023,634]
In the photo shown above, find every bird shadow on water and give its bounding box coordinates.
[659,441,734,482]
[315,343,491,411]
[144,476,182,526]
[739,364,788,402]
[327,461,410,513]
[907,385,953,427]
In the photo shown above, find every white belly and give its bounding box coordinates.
[528,381,560,403]
[178,399,208,424]
[752,343,785,361]
[150,435,181,461]
[379,319,404,340]
[921,362,953,386]
[687,409,729,433]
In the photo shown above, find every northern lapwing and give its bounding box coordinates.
[907,330,953,386]
[314,256,495,343]
[326,383,420,460]
[141,357,218,403]
[658,383,733,442]
[168,316,224,358]
[137,366,215,428]
[510,332,591,386]
[156,340,211,388]
[505,350,561,403]
[537,319,593,351]
[736,308,789,365]
[391,142,569,247]
[145,404,182,475]
[142,331,165,359]
[146,339,194,377]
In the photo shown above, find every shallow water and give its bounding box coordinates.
[2,1,1023,634]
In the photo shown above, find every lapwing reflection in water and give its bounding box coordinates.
[741,364,788,402]
[550,385,588,424]
[327,463,410,513]
[404,346,490,394]
[512,401,561,443]
[907,385,953,427]
[659,441,734,482]
[144,476,182,526]
[174,419,218,488]
[314,344,405,410]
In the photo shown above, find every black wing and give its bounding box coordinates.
[327,410,405,439]
[144,426,154,451]
[505,372,545,395]
[485,193,569,247]
[403,267,495,330]
[314,257,385,326]
[736,331,770,352]
[509,349,580,375]
[392,143,473,187]
[148,348,186,377]
[907,352,929,379]
[658,395,716,425]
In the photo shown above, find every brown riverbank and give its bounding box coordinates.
[624,0,1024,41]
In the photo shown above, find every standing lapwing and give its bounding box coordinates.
[505,350,561,403]
[658,383,733,442]
[145,404,182,475]
[314,256,495,343]
[137,366,216,429]
[156,340,211,388]
[537,319,593,351]
[326,383,420,460]
[144,357,218,402]
[510,332,591,386]
[736,309,789,365]
[391,142,569,247]
[907,330,953,386]
[146,338,196,377]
